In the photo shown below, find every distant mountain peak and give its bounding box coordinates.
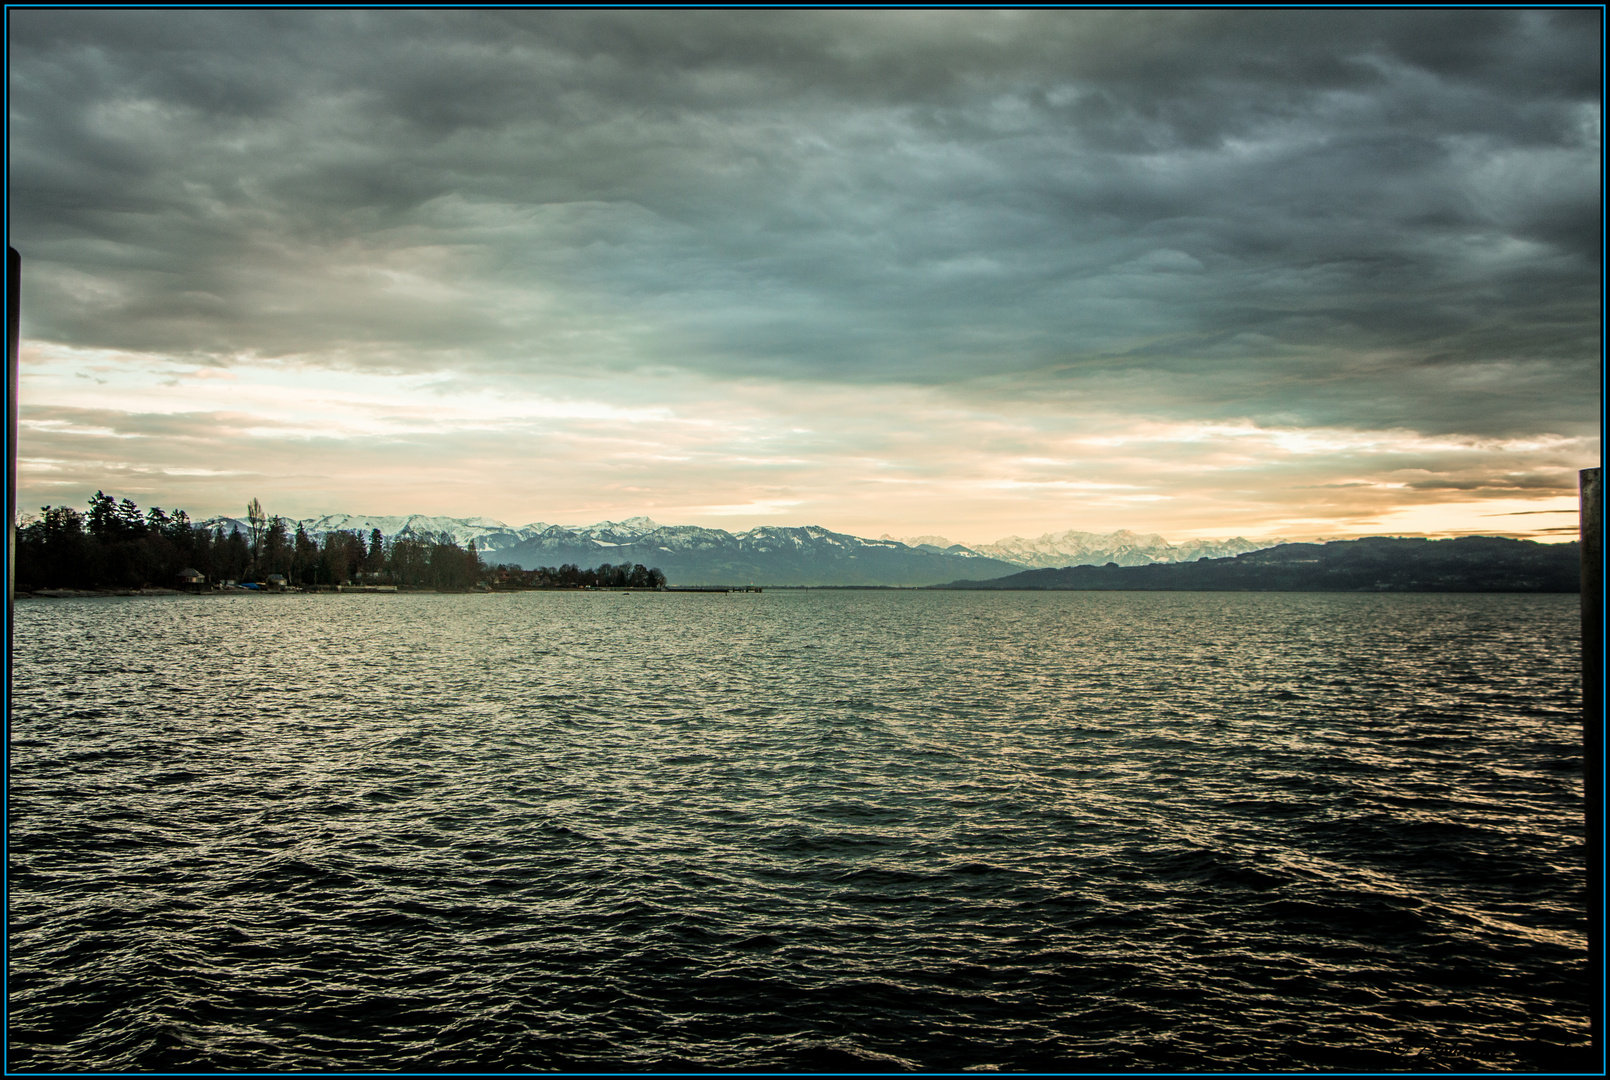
[972,528,1283,569]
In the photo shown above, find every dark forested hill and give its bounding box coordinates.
[935,536,1580,592]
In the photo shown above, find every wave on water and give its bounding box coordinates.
[8,590,1591,1071]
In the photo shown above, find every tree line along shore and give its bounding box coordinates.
[15,493,666,594]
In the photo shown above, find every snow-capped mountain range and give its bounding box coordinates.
[906,529,1285,569]
[198,513,1283,584]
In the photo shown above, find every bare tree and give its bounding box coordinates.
[246,497,266,572]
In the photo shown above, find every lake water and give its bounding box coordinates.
[8,590,1591,1071]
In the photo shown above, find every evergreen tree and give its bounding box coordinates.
[115,498,145,537]
[16,506,89,588]
[264,516,291,578]
[86,491,118,539]
[222,528,249,583]
[293,523,318,586]
[367,529,385,580]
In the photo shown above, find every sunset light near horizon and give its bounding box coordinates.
[8,10,1599,545]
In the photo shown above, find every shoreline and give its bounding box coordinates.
[15,585,1579,598]
[15,586,737,598]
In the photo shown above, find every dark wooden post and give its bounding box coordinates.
[7,247,18,615]
[1584,465,1602,1052]
[6,247,17,771]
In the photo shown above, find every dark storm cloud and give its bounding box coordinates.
[8,9,1600,436]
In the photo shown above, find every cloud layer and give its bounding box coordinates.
[8,11,1600,538]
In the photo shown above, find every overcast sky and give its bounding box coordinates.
[8,9,1600,543]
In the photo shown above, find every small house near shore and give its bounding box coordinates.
[176,568,206,594]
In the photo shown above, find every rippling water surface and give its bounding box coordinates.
[9,590,1589,1071]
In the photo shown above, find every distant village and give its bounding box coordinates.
[15,492,666,595]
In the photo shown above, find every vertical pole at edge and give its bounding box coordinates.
[3,245,14,1080]
[7,248,17,617]
[1583,465,1602,1055]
